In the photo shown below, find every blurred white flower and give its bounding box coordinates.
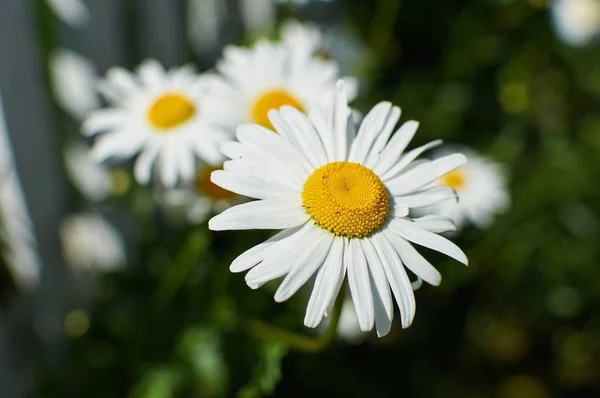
[186,0,223,55]
[433,148,510,229]
[0,93,42,290]
[281,20,374,78]
[83,60,236,187]
[50,49,98,121]
[162,165,239,225]
[281,19,323,58]
[46,0,90,28]
[550,0,600,46]
[239,0,275,34]
[63,140,111,202]
[59,213,125,273]
[211,34,358,132]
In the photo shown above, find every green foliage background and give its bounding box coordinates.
[15,0,600,396]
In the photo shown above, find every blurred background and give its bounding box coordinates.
[1,0,600,396]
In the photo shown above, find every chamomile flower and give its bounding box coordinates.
[433,148,510,229]
[82,60,235,187]
[60,213,126,273]
[209,81,468,336]
[212,37,357,132]
[50,49,98,121]
[162,164,239,225]
[46,0,89,27]
[64,140,112,202]
[550,0,600,47]
[280,19,323,58]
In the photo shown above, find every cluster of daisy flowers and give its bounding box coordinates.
[74,21,510,336]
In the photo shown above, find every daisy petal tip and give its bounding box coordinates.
[207,216,222,231]
[335,79,346,92]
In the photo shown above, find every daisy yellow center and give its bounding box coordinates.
[251,90,304,131]
[302,162,389,238]
[195,168,236,200]
[148,93,196,130]
[439,168,466,191]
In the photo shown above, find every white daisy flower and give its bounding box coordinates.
[59,213,126,273]
[239,0,275,34]
[46,0,89,28]
[162,164,239,225]
[550,0,600,47]
[82,60,235,187]
[209,81,468,336]
[212,37,357,132]
[186,0,224,55]
[433,148,510,229]
[50,49,99,121]
[280,19,323,58]
[63,140,112,202]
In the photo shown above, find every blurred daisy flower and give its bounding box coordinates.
[46,0,89,27]
[50,49,98,121]
[211,29,357,132]
[82,60,235,187]
[63,140,122,202]
[60,213,126,273]
[209,81,468,336]
[550,0,600,47]
[281,20,374,77]
[162,164,239,225]
[433,148,510,229]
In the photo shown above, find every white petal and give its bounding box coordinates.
[211,170,298,200]
[137,59,165,90]
[384,230,442,286]
[372,120,420,175]
[388,218,468,265]
[274,231,333,302]
[304,237,345,328]
[372,233,416,328]
[134,143,161,184]
[91,129,144,161]
[159,141,179,187]
[272,107,328,167]
[103,67,140,97]
[223,159,300,190]
[380,139,442,181]
[208,199,308,231]
[393,186,457,209]
[385,153,467,196]
[244,223,316,287]
[364,106,402,169]
[236,124,312,180]
[82,109,125,136]
[230,226,301,272]
[348,101,392,164]
[331,80,349,161]
[360,238,393,337]
[413,215,457,234]
[347,238,375,332]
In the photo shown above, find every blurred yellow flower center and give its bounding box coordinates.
[302,162,389,238]
[195,168,236,200]
[439,168,466,191]
[148,93,195,130]
[251,89,304,131]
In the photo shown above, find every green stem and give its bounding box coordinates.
[246,290,345,353]
[155,228,208,313]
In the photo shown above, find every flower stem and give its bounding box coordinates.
[155,228,208,312]
[245,290,345,353]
